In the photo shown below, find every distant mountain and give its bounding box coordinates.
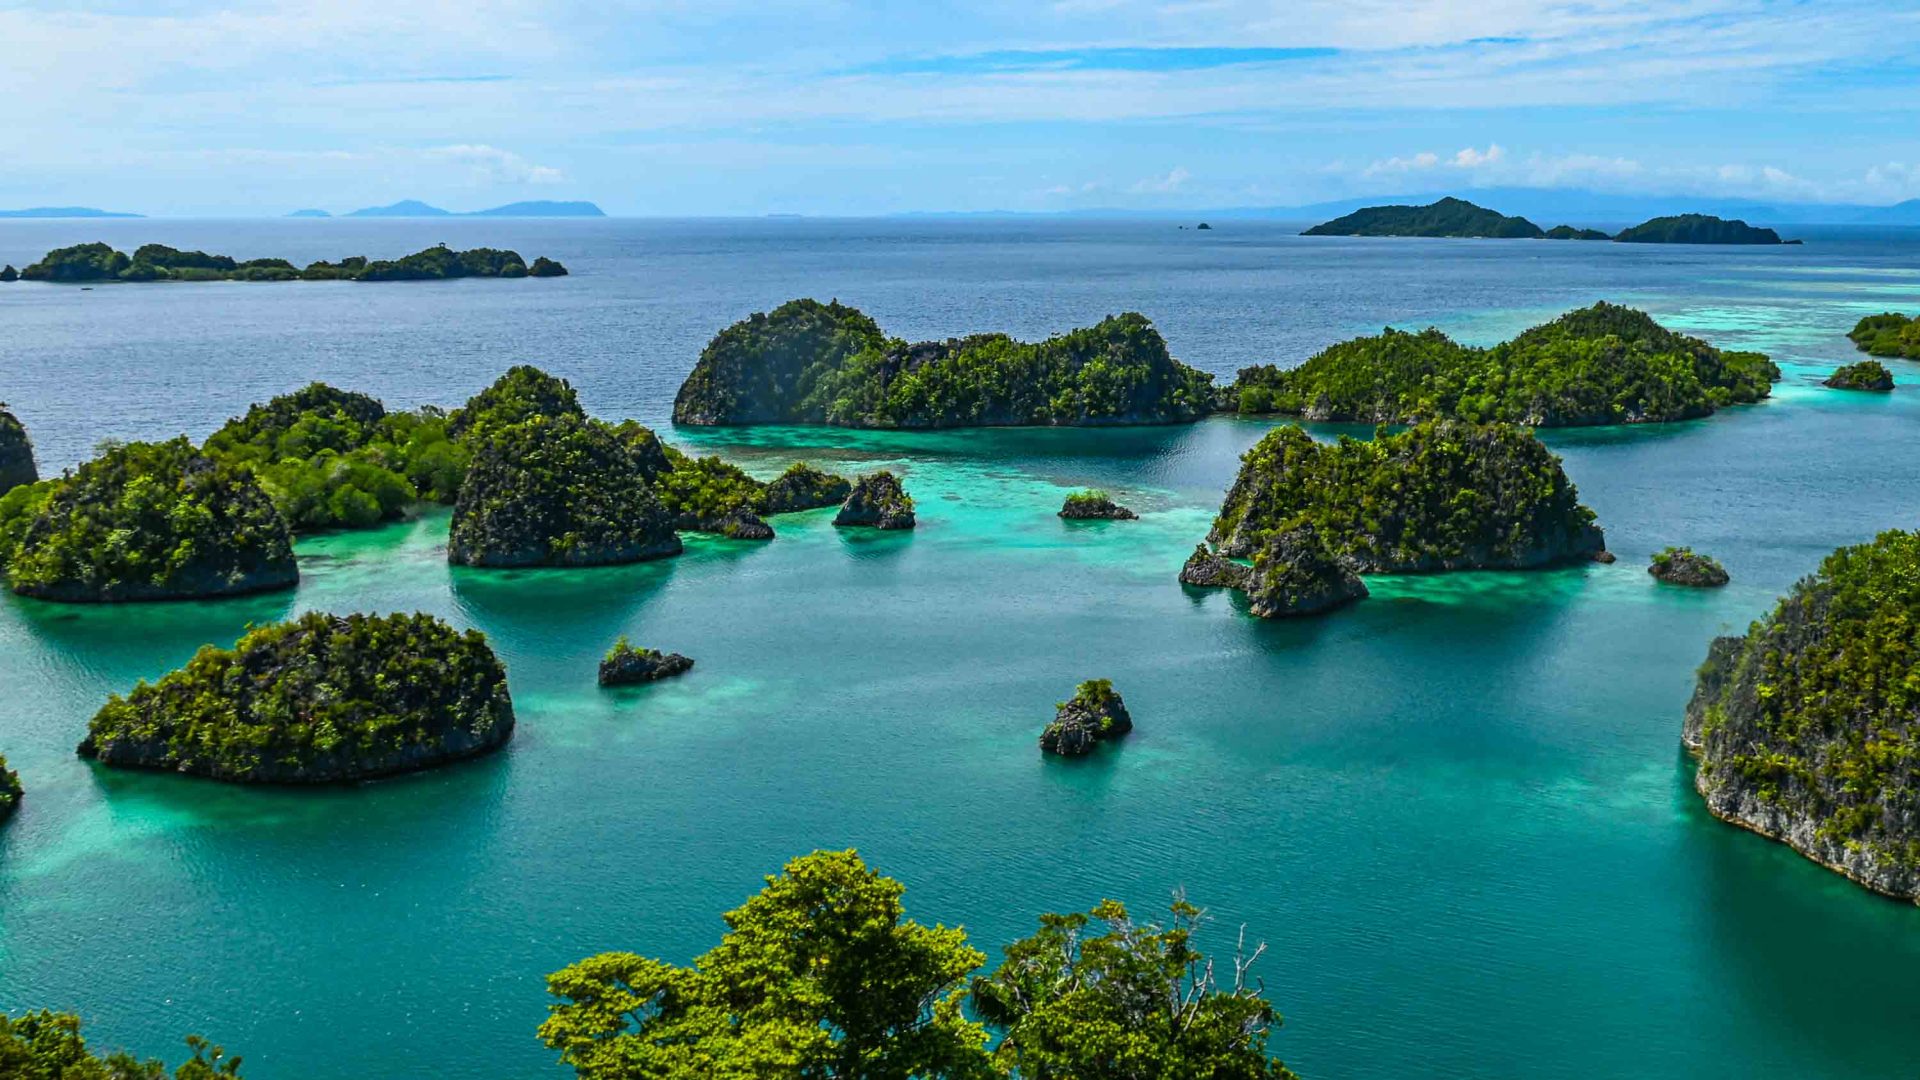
[1302,197,1543,238]
[341,199,605,218]
[286,208,332,218]
[1189,187,1894,227]
[1859,199,1920,225]
[0,207,142,219]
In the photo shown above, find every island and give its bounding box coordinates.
[18,242,569,283]
[1543,225,1611,240]
[1039,679,1133,756]
[0,405,37,494]
[1684,530,1920,900]
[0,265,16,282]
[80,612,515,783]
[287,208,331,218]
[599,638,695,686]
[1246,525,1368,617]
[449,414,682,568]
[671,299,1216,428]
[1179,543,1252,589]
[834,471,916,529]
[1208,420,1607,570]
[1613,214,1783,244]
[1847,312,1920,360]
[0,754,17,822]
[762,462,852,513]
[1649,547,1729,587]
[1302,197,1546,238]
[1230,302,1779,426]
[0,206,140,218]
[4,437,297,602]
[1059,490,1136,520]
[1824,360,1894,391]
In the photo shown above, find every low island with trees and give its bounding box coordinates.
[17,242,567,283]
[80,611,515,783]
[1229,302,1778,426]
[598,638,694,686]
[1209,420,1608,571]
[1848,312,1920,360]
[1684,530,1920,901]
[1824,359,1894,391]
[672,299,1217,428]
[1301,199,1791,244]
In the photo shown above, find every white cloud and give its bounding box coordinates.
[427,144,566,184]
[1129,166,1191,193]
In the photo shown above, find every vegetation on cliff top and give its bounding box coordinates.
[0,753,18,821]
[1,1010,242,1079]
[541,848,1295,1079]
[1209,421,1604,571]
[1231,302,1778,426]
[1685,530,1920,898]
[0,404,37,494]
[1824,359,1894,391]
[1614,214,1784,244]
[1301,197,1546,238]
[81,611,514,783]
[19,242,567,283]
[4,438,297,602]
[1848,312,1920,360]
[673,299,1216,428]
[449,414,680,568]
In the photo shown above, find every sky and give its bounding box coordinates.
[1,0,1918,216]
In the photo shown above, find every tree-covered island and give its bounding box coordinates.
[80,611,514,783]
[18,242,568,283]
[1613,214,1784,244]
[1823,359,1894,391]
[1209,420,1607,570]
[1848,312,1920,360]
[1685,530,1920,901]
[672,299,1216,428]
[1230,302,1778,425]
[1301,197,1547,238]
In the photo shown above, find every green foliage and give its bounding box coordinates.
[674,301,1216,428]
[0,752,18,820]
[1232,302,1778,426]
[81,611,513,782]
[540,849,992,1080]
[1848,313,1920,360]
[5,438,297,602]
[20,242,130,282]
[449,414,679,568]
[1301,197,1543,238]
[1614,214,1782,244]
[1209,420,1601,570]
[971,897,1297,1080]
[0,403,39,493]
[1061,677,1119,715]
[1061,490,1112,511]
[448,365,586,439]
[762,461,852,514]
[17,243,564,283]
[0,1010,241,1079]
[1689,531,1920,874]
[1825,359,1894,390]
[1543,225,1611,240]
[602,635,665,665]
[653,445,767,530]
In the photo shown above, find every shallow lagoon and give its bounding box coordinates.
[2,219,1920,1078]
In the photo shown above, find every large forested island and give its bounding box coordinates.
[0,405,36,494]
[1301,197,1549,238]
[1614,214,1783,244]
[1684,531,1920,901]
[16,242,567,283]
[81,611,515,783]
[1848,312,1920,360]
[672,299,1217,427]
[1230,302,1778,425]
[1209,421,1607,570]
[0,437,297,602]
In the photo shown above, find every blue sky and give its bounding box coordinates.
[2,0,1918,215]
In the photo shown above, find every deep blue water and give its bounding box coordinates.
[1,219,1919,1079]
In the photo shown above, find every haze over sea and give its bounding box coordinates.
[3,217,1920,1079]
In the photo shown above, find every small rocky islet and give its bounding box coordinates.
[834,471,916,529]
[79,611,514,784]
[1059,490,1136,520]
[599,638,695,686]
[1039,679,1133,756]
[15,241,567,283]
[1823,359,1894,391]
[1684,530,1920,901]
[1650,547,1730,587]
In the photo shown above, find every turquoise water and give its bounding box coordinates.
[3,220,1920,1077]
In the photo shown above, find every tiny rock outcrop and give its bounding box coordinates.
[717,506,775,540]
[1246,526,1369,618]
[1039,679,1134,757]
[599,638,695,686]
[1059,490,1137,520]
[1179,544,1253,590]
[1824,360,1894,392]
[834,471,916,529]
[1649,547,1730,587]
[762,461,853,514]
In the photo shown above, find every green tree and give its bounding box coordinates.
[971,897,1297,1080]
[540,850,993,1079]
[0,1010,241,1079]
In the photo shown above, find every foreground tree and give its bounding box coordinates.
[0,1010,240,1078]
[541,850,994,1079]
[971,897,1297,1080]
